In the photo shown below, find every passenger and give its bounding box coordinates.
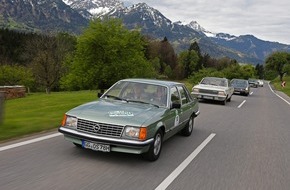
[154,86,167,106]
[131,83,145,100]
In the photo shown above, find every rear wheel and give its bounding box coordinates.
[181,115,194,136]
[142,130,163,161]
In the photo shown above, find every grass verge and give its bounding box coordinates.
[0,91,98,142]
[271,76,290,97]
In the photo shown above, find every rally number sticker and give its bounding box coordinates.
[174,110,180,126]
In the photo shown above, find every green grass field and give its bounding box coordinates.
[0,91,98,142]
[271,75,290,97]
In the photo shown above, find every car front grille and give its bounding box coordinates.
[77,119,124,138]
[199,89,218,94]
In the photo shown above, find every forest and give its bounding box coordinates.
[1,18,281,94]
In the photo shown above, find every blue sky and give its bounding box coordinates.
[123,0,290,45]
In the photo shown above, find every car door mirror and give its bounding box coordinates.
[171,102,181,109]
[98,92,103,98]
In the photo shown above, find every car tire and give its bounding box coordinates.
[181,115,194,136]
[221,98,226,105]
[142,129,163,161]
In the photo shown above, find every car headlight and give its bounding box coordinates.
[124,126,147,140]
[61,115,77,129]
[218,91,226,96]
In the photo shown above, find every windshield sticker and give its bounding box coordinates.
[108,111,134,117]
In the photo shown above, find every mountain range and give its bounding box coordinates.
[1,0,290,65]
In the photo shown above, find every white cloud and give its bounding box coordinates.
[123,0,290,44]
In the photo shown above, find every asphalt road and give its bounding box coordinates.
[1,82,290,190]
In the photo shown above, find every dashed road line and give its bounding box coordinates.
[238,100,246,108]
[0,133,62,152]
[155,133,216,190]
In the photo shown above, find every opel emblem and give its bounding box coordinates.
[94,124,101,132]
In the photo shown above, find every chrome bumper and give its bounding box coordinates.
[192,93,227,101]
[58,127,154,147]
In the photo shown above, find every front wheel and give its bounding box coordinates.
[142,130,163,161]
[181,115,194,136]
[221,98,226,105]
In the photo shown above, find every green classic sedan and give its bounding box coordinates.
[58,79,200,161]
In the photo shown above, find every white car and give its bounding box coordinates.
[257,79,264,87]
[192,77,234,105]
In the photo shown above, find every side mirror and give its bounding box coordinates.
[98,89,105,98]
[97,92,103,98]
[171,102,181,109]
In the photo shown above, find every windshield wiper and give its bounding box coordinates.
[127,99,159,108]
[103,95,128,102]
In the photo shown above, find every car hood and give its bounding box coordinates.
[66,99,164,126]
[194,84,228,91]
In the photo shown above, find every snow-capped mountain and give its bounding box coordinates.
[63,0,124,18]
[1,0,290,64]
[0,0,88,33]
[100,3,202,42]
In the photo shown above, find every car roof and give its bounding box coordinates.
[119,78,183,87]
[231,78,248,81]
[203,77,227,80]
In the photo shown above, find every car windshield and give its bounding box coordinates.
[249,79,258,83]
[102,81,168,107]
[231,80,248,88]
[200,77,227,87]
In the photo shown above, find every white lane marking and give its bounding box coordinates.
[0,133,62,152]
[250,92,253,95]
[238,100,246,108]
[268,82,290,106]
[155,133,216,190]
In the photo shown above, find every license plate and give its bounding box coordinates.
[82,140,110,152]
[203,95,213,99]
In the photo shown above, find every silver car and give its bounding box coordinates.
[192,77,234,105]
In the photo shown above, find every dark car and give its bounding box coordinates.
[231,79,250,96]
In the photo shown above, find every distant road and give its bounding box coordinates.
[1,82,290,190]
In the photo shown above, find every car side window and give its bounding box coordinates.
[170,86,181,105]
[177,86,189,105]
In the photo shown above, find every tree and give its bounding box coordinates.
[178,50,199,78]
[24,33,76,93]
[255,64,265,79]
[0,65,34,88]
[222,64,255,80]
[265,52,290,81]
[61,18,156,90]
[158,37,177,75]
[189,68,224,85]
[189,42,203,71]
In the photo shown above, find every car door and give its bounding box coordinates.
[176,85,194,127]
[163,86,182,137]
